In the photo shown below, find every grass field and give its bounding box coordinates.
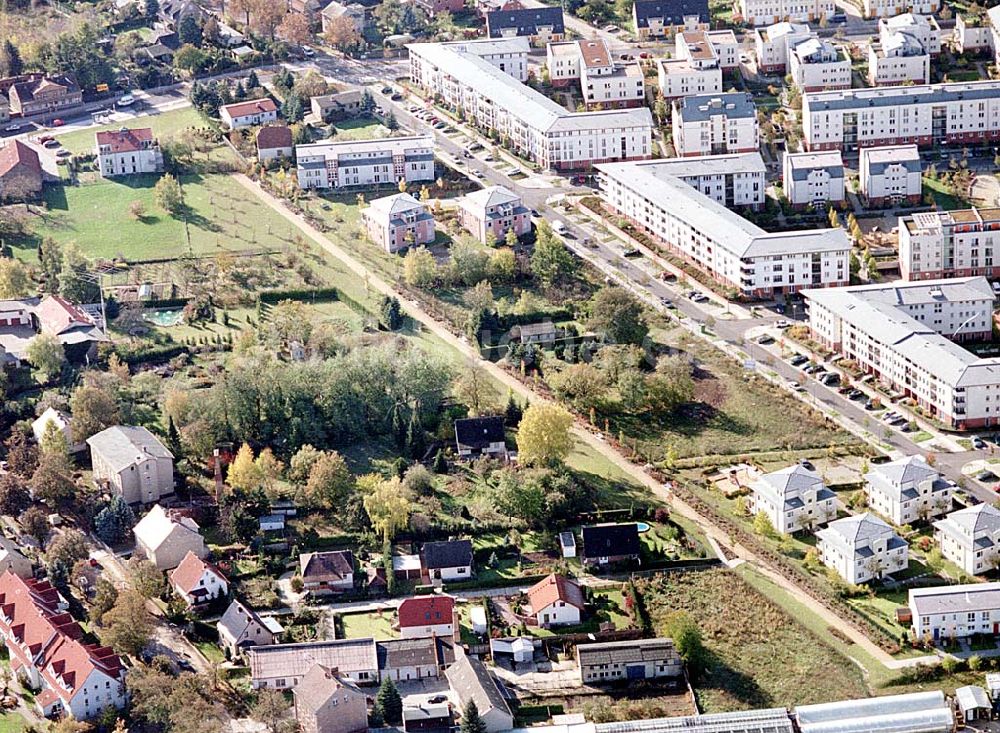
[642,569,868,712]
[11,173,304,263]
[333,119,392,141]
[340,610,397,639]
[56,106,212,155]
[0,713,28,733]
[923,175,968,210]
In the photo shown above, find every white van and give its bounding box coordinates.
[551,220,567,235]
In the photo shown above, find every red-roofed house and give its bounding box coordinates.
[526,573,584,627]
[397,595,456,639]
[95,128,163,177]
[220,98,279,130]
[0,140,43,201]
[169,550,228,608]
[0,571,126,719]
[32,294,104,362]
[256,125,293,162]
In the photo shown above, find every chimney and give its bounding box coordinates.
[213,448,223,504]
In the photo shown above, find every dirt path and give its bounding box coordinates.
[231,174,927,673]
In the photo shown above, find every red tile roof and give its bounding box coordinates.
[169,550,226,595]
[0,571,124,708]
[0,140,41,178]
[35,295,94,336]
[96,127,154,154]
[222,98,277,119]
[256,125,293,150]
[398,595,455,628]
[526,573,585,612]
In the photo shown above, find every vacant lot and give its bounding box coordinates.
[12,173,302,263]
[333,119,392,141]
[57,107,214,156]
[641,569,868,712]
[340,610,397,639]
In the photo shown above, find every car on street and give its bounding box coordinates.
[848,389,865,400]
[43,139,60,148]
[52,119,64,126]
[623,248,642,258]
[55,148,71,157]
[690,292,709,303]
[786,379,805,392]
[974,437,986,449]
[820,373,840,386]
[789,355,809,367]
[462,150,472,158]
[302,46,315,57]
[391,92,403,101]
[604,24,620,32]
[659,271,677,282]
[5,124,20,132]
[978,470,998,482]
[775,319,790,329]
[756,334,774,345]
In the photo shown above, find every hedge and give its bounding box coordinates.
[500,310,574,328]
[113,344,187,366]
[144,297,192,309]
[444,573,550,592]
[258,287,342,305]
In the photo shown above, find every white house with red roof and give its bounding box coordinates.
[220,98,279,130]
[397,595,456,639]
[169,550,228,608]
[526,573,584,627]
[95,128,163,178]
[0,571,125,719]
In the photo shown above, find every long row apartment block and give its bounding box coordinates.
[407,38,654,171]
[597,159,849,299]
[804,277,999,430]
[898,207,1000,281]
[802,80,1000,151]
[296,135,436,190]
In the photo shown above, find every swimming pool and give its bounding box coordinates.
[143,309,184,327]
[636,522,651,533]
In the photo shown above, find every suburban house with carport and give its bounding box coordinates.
[422,539,474,582]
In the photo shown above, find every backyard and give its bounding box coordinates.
[339,610,397,640]
[56,106,216,156]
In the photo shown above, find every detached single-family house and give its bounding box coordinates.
[0,537,32,579]
[422,539,473,582]
[816,513,908,585]
[865,455,952,526]
[34,295,106,363]
[95,128,163,178]
[581,523,641,567]
[7,74,82,117]
[445,654,514,733]
[87,425,174,505]
[362,192,435,254]
[457,185,531,245]
[299,550,355,594]
[217,599,284,658]
[133,505,206,570]
[0,140,43,201]
[398,595,456,639]
[511,321,556,345]
[294,664,370,733]
[169,551,228,608]
[256,125,294,162]
[310,90,363,122]
[577,638,683,684]
[220,98,279,130]
[320,0,367,33]
[527,573,585,627]
[749,464,836,535]
[454,416,507,459]
[934,503,1000,576]
[31,407,84,454]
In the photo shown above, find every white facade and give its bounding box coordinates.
[954,13,992,53]
[859,144,922,204]
[409,39,653,170]
[817,513,908,585]
[899,207,1000,281]
[868,34,930,86]
[750,464,836,535]
[738,0,833,26]
[95,128,163,177]
[296,135,435,190]
[633,153,767,209]
[578,40,645,109]
[788,38,851,92]
[87,425,174,505]
[804,277,1000,431]
[910,583,1000,640]
[934,504,1000,576]
[802,80,1000,152]
[880,13,942,54]
[753,22,812,73]
[863,0,938,18]
[657,60,722,100]
[32,407,83,453]
[782,150,845,207]
[597,159,850,298]
[219,99,278,130]
[672,93,760,157]
[865,455,952,526]
[546,41,580,85]
[706,30,740,70]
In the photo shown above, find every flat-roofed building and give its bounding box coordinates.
[753,22,812,73]
[788,38,851,92]
[624,153,766,209]
[738,0,833,26]
[898,207,1000,281]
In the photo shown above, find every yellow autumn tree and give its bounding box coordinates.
[515,403,573,466]
[363,477,410,542]
[227,443,262,492]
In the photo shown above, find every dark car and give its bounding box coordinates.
[789,355,809,366]
[428,696,448,704]
[849,389,865,400]
[974,437,987,450]
[864,399,878,410]
[978,470,998,482]
[757,334,775,345]
[798,459,815,470]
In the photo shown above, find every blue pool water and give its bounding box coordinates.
[636,522,651,533]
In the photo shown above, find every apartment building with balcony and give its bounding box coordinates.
[869,18,935,86]
[753,21,812,73]
[934,504,1000,576]
[296,135,435,190]
[362,193,435,253]
[626,153,766,209]
[863,0,938,19]
[859,144,923,206]
[657,31,722,99]
[672,92,759,156]
[788,38,852,92]
[817,513,909,584]
[738,0,833,26]
[898,207,1000,281]
[782,150,845,207]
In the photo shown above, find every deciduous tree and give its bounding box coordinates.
[0,257,31,299]
[103,589,153,656]
[363,476,410,541]
[515,403,572,466]
[26,333,65,383]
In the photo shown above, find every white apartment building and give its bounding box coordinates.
[738,0,833,26]
[863,0,938,18]
[954,12,992,54]
[782,150,845,207]
[444,36,530,81]
[633,0,710,39]
[899,207,1000,281]
[910,583,1000,641]
[816,513,908,585]
[868,33,930,86]
[754,22,812,73]
[859,144,922,206]
[880,14,942,54]
[934,504,1000,576]
[296,136,435,190]
[672,92,760,157]
[547,41,581,87]
[578,40,645,109]
[803,277,1000,430]
[704,30,740,71]
[989,7,1000,67]
[409,39,653,171]
[597,160,850,298]
[802,81,1000,152]
[749,464,836,535]
[788,38,852,92]
[865,455,952,526]
[629,153,767,209]
[95,128,163,178]
[657,59,722,99]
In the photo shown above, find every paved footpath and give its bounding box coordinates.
[231,173,936,673]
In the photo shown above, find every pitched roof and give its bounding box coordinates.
[366,192,429,220]
[0,140,41,178]
[133,505,201,553]
[218,599,272,641]
[95,128,154,154]
[256,125,293,150]
[170,550,226,594]
[527,573,585,612]
[581,523,641,558]
[460,185,521,212]
[633,0,708,26]
[423,539,473,569]
[376,636,455,671]
[817,512,903,550]
[934,503,1000,550]
[577,637,681,667]
[454,416,505,450]
[676,92,756,122]
[754,464,834,509]
[10,74,78,103]
[34,295,95,336]
[299,550,354,582]
[293,664,366,715]
[486,6,564,36]
[445,654,512,720]
[398,595,455,628]
[221,98,278,118]
[86,425,173,473]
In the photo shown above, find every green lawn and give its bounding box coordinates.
[56,106,212,155]
[592,588,631,630]
[340,610,397,639]
[193,639,225,664]
[923,175,968,210]
[11,173,305,263]
[333,119,392,141]
[0,713,28,733]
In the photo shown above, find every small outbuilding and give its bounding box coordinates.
[795,690,954,733]
[955,685,991,723]
[559,531,577,558]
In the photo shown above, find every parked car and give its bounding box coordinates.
[848,389,865,400]
[52,119,65,126]
[775,319,791,329]
[979,470,999,482]
[690,293,709,303]
[789,355,809,366]
[623,248,642,258]
[864,399,878,410]
[974,437,987,450]
[757,334,775,345]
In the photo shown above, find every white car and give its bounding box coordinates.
[5,123,21,132]
[117,93,135,106]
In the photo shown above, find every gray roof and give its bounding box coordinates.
[675,92,756,122]
[248,639,378,682]
[377,636,455,670]
[577,638,681,668]
[445,654,512,720]
[86,425,172,472]
[816,512,903,549]
[804,80,1000,114]
[933,503,1000,550]
[910,583,1000,617]
[955,686,991,712]
[628,153,766,180]
[592,709,793,733]
[486,6,564,36]
[423,539,473,569]
[795,691,952,733]
[632,0,709,27]
[754,464,834,509]
[862,143,922,176]
[218,600,276,645]
[294,664,366,714]
[785,150,844,181]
